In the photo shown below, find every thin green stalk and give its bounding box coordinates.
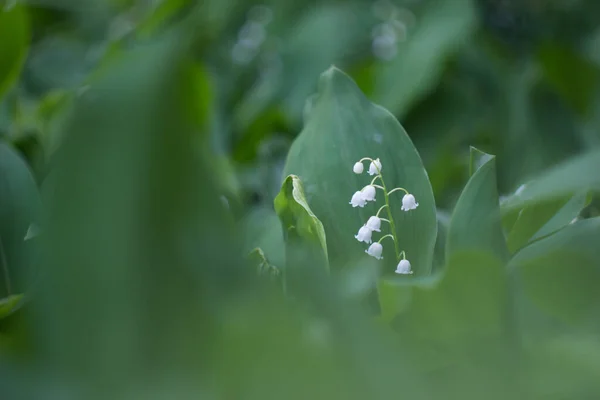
[361,157,401,261]
[377,173,400,262]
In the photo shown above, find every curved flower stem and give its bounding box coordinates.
[388,187,409,196]
[379,218,390,224]
[370,175,381,185]
[373,165,401,262]
[375,204,388,217]
[358,157,375,164]
[399,250,406,260]
[377,234,395,244]
[371,184,384,190]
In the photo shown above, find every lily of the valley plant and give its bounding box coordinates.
[350,157,418,274]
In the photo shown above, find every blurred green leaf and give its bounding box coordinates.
[248,247,280,279]
[0,3,29,101]
[525,335,600,398]
[283,67,437,275]
[240,206,284,268]
[530,192,588,241]
[0,142,40,298]
[538,43,600,115]
[0,294,23,319]
[502,150,600,212]
[136,0,193,37]
[275,174,328,277]
[433,209,450,271]
[507,192,587,253]
[35,28,242,397]
[447,147,508,261]
[377,251,514,400]
[507,197,569,254]
[279,3,370,123]
[510,218,600,325]
[373,0,476,117]
[469,146,494,176]
[379,250,507,342]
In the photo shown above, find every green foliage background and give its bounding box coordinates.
[2,0,600,398]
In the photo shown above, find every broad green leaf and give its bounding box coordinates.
[507,197,570,254]
[0,142,40,298]
[274,174,328,274]
[0,293,23,319]
[530,192,588,241]
[283,67,437,275]
[0,4,29,101]
[446,148,508,261]
[510,218,600,325]
[501,150,600,212]
[379,251,506,339]
[469,146,493,177]
[372,0,476,117]
[137,0,193,37]
[507,192,587,253]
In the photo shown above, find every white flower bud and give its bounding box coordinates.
[368,158,382,175]
[395,259,413,274]
[355,226,373,243]
[401,193,419,211]
[366,216,381,232]
[349,191,367,208]
[353,162,364,174]
[365,242,383,259]
[362,185,377,202]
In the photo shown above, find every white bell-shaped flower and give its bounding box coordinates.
[368,158,382,175]
[362,185,377,202]
[401,193,419,211]
[354,226,372,243]
[353,162,364,174]
[366,216,381,232]
[395,259,413,274]
[365,242,383,259]
[349,191,367,208]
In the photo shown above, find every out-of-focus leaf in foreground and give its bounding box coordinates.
[378,251,517,399]
[510,217,600,326]
[511,218,600,397]
[34,28,241,398]
[283,67,437,275]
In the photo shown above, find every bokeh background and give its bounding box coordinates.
[2,0,600,398]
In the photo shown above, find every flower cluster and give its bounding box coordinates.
[350,157,417,275]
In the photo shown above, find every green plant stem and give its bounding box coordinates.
[388,187,409,196]
[378,174,400,262]
[362,157,401,261]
